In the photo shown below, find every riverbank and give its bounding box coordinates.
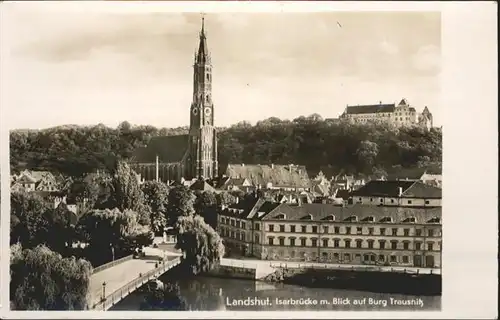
[262,267,441,296]
[157,256,441,296]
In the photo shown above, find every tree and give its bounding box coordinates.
[215,192,236,208]
[142,180,170,234]
[108,161,150,225]
[166,185,196,226]
[10,244,92,310]
[76,208,153,266]
[356,140,379,173]
[43,203,77,255]
[10,118,442,179]
[10,192,51,248]
[175,215,225,275]
[194,191,218,229]
[67,173,108,211]
[139,281,187,311]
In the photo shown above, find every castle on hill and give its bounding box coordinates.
[339,98,433,129]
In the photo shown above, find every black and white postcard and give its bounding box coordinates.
[0,1,497,319]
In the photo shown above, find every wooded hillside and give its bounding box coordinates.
[10,115,442,178]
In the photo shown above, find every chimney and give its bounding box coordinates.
[242,163,245,167]
[235,197,239,204]
[155,155,159,182]
[398,187,403,197]
[379,101,382,104]
[271,163,274,169]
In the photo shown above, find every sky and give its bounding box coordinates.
[0,6,441,130]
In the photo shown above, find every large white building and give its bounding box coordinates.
[339,98,433,129]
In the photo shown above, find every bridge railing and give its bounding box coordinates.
[92,257,181,311]
[92,254,134,274]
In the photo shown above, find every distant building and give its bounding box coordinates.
[216,177,253,192]
[130,18,218,182]
[218,199,442,268]
[339,98,434,129]
[350,180,442,207]
[331,174,365,191]
[11,170,60,193]
[387,168,442,188]
[223,163,311,191]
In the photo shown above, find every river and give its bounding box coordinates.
[110,276,441,311]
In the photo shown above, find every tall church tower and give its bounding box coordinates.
[187,17,218,180]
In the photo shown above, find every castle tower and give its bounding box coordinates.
[187,17,218,180]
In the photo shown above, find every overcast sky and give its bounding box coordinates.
[1,6,441,129]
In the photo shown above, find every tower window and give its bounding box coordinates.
[207,74,210,81]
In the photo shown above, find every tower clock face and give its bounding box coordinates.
[205,107,211,115]
[192,107,198,115]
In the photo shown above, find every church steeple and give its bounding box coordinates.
[187,15,218,180]
[196,16,210,64]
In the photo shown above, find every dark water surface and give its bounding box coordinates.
[110,276,441,311]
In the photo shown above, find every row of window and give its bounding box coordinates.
[360,197,433,205]
[220,217,248,229]
[264,237,440,251]
[220,217,441,234]
[266,224,439,237]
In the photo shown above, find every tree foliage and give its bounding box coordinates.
[76,208,153,266]
[194,190,218,229]
[166,185,196,226]
[175,215,225,275]
[10,118,442,178]
[139,281,187,311]
[11,192,50,246]
[141,180,170,234]
[11,192,78,254]
[10,244,92,310]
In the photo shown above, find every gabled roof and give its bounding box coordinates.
[398,98,409,106]
[222,196,280,220]
[334,189,351,200]
[401,182,441,199]
[351,180,442,199]
[16,174,37,184]
[226,177,249,187]
[190,179,216,192]
[131,135,189,164]
[345,104,396,115]
[225,164,311,189]
[261,203,441,223]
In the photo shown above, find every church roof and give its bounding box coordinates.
[345,104,396,115]
[131,135,189,164]
[224,164,311,189]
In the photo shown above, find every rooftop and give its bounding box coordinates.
[351,180,442,199]
[261,202,441,224]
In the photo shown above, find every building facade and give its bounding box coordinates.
[218,198,442,269]
[339,98,434,129]
[350,180,442,208]
[130,18,218,182]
